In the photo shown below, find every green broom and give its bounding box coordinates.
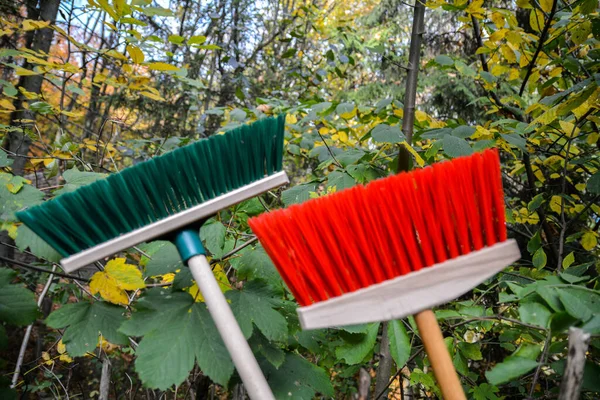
[17,115,288,399]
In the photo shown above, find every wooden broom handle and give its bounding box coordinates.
[414,310,466,400]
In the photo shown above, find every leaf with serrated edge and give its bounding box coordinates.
[227,281,287,342]
[46,302,127,357]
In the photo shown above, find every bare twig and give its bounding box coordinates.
[11,265,56,388]
[0,254,88,282]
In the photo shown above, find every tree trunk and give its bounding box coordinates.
[7,0,61,176]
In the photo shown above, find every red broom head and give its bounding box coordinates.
[249,148,507,307]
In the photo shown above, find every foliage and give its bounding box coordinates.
[0,0,599,398]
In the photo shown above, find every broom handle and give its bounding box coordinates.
[414,310,466,400]
[188,255,275,400]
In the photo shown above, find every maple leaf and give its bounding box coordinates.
[90,258,145,305]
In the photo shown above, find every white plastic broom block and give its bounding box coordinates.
[297,239,521,330]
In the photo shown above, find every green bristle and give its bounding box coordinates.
[17,115,286,258]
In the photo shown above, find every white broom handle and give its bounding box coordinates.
[187,255,275,400]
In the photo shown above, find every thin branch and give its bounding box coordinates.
[12,265,56,388]
[520,0,559,96]
[0,255,89,282]
[447,315,547,331]
[528,329,552,398]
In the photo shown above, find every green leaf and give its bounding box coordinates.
[230,108,247,121]
[0,172,44,221]
[532,247,547,269]
[336,102,356,118]
[561,253,574,270]
[144,241,182,277]
[0,149,13,168]
[371,124,405,143]
[587,172,600,193]
[336,149,365,167]
[54,168,107,196]
[518,302,552,328]
[227,281,288,342]
[327,170,356,191]
[167,34,184,44]
[458,342,483,360]
[388,320,411,367]
[281,48,296,58]
[264,353,334,398]
[442,135,473,158]
[281,183,318,206]
[335,323,380,364]
[15,224,61,262]
[188,35,206,45]
[454,60,477,77]
[0,268,38,326]
[557,289,594,321]
[200,221,226,258]
[435,55,454,66]
[140,6,173,16]
[46,302,127,357]
[451,125,475,139]
[123,290,234,389]
[485,356,538,385]
[232,246,282,287]
[249,332,285,368]
[470,383,500,400]
[527,194,545,212]
[500,133,527,151]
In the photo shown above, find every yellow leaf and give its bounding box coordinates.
[398,141,425,167]
[57,340,67,354]
[530,9,545,32]
[489,29,508,43]
[104,258,145,290]
[41,351,54,366]
[90,258,145,305]
[187,264,231,302]
[505,31,524,46]
[491,64,509,76]
[286,114,297,124]
[147,62,180,71]
[549,67,562,78]
[338,130,349,143]
[508,68,520,80]
[587,132,599,145]
[318,127,329,135]
[571,21,591,45]
[22,19,51,31]
[126,44,145,64]
[516,0,532,8]
[539,0,553,13]
[393,108,404,118]
[581,232,597,251]
[559,120,579,137]
[549,195,562,214]
[14,67,40,76]
[415,110,428,122]
[139,91,165,101]
[0,99,15,110]
[491,12,505,28]
[501,45,516,63]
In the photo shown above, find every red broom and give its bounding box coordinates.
[249,148,520,399]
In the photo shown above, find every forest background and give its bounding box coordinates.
[0,0,599,398]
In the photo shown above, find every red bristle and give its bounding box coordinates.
[388,174,426,272]
[443,162,472,254]
[486,149,508,242]
[432,163,460,259]
[415,167,448,263]
[473,153,496,246]
[248,214,311,306]
[456,156,484,251]
[341,187,386,283]
[292,205,344,299]
[400,174,436,267]
[248,149,508,305]
[358,186,397,280]
[310,199,360,293]
[367,179,412,276]
[327,196,373,289]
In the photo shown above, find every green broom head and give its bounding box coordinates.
[17,115,286,258]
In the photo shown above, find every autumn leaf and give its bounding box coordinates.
[126,44,145,64]
[581,232,598,251]
[147,62,180,71]
[90,258,145,305]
